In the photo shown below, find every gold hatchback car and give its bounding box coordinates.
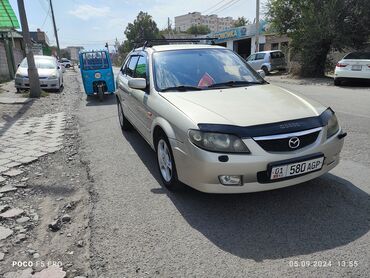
[116,43,346,193]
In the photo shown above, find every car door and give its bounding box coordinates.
[255,53,266,69]
[130,54,152,141]
[116,55,139,125]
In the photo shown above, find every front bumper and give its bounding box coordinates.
[15,77,60,89]
[171,128,345,193]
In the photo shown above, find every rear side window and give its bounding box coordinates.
[125,56,139,77]
[271,52,285,59]
[256,53,265,60]
[134,56,147,79]
[344,52,370,59]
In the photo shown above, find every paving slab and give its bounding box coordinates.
[0,185,17,193]
[0,97,32,104]
[0,208,24,218]
[0,226,13,240]
[3,169,23,177]
[0,159,11,166]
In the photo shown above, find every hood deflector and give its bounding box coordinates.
[198,108,333,138]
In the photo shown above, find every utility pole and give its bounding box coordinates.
[49,0,60,58]
[255,0,260,53]
[17,0,41,98]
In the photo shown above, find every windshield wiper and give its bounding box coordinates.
[160,85,203,92]
[207,80,264,88]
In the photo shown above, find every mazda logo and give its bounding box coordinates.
[288,137,300,149]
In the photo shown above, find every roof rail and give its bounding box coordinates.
[133,38,218,50]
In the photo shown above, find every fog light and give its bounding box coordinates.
[219,175,242,186]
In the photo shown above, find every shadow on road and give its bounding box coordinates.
[85,93,116,106]
[121,128,370,262]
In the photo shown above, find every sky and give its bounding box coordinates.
[8,0,268,50]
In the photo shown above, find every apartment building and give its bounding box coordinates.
[175,12,235,33]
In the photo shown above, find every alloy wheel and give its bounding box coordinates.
[157,139,173,182]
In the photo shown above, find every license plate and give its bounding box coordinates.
[270,156,324,180]
[352,65,362,71]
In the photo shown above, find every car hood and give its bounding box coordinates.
[17,67,58,78]
[159,84,327,126]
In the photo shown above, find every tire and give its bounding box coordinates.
[334,78,342,86]
[155,133,183,192]
[98,86,104,102]
[117,98,132,131]
[262,66,269,75]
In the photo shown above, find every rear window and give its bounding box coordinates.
[270,51,285,59]
[344,52,370,60]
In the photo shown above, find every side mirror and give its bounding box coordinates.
[257,69,266,79]
[128,78,147,90]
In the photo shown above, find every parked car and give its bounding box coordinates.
[116,44,346,193]
[15,55,64,92]
[59,58,72,68]
[246,50,287,74]
[334,52,370,86]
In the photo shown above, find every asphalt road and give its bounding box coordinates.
[77,72,370,278]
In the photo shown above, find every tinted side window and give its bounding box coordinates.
[125,56,139,77]
[271,52,284,59]
[134,56,147,78]
[256,53,265,60]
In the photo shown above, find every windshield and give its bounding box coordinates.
[344,52,370,60]
[20,58,57,69]
[153,49,264,92]
[82,51,109,70]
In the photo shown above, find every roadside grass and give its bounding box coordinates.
[21,90,49,98]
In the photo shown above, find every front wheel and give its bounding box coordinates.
[98,86,104,102]
[156,135,183,191]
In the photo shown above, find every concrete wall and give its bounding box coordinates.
[0,41,10,82]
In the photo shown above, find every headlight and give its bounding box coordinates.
[48,74,57,79]
[189,130,250,153]
[327,114,339,138]
[95,72,101,79]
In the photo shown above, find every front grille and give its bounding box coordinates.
[254,129,320,152]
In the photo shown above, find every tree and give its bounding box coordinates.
[124,11,160,50]
[233,16,249,27]
[186,25,211,35]
[266,0,370,77]
[117,11,160,63]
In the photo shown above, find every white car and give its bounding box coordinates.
[334,52,370,85]
[15,55,64,92]
[59,58,72,68]
[116,43,346,193]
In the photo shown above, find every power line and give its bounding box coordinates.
[202,0,228,14]
[208,0,242,15]
[40,5,51,28]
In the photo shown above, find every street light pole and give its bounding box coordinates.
[17,0,41,98]
[255,0,260,53]
[49,0,60,58]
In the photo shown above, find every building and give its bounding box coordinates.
[30,28,50,47]
[209,21,290,59]
[66,46,84,61]
[0,0,25,82]
[175,12,235,33]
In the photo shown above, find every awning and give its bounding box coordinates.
[0,0,20,29]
